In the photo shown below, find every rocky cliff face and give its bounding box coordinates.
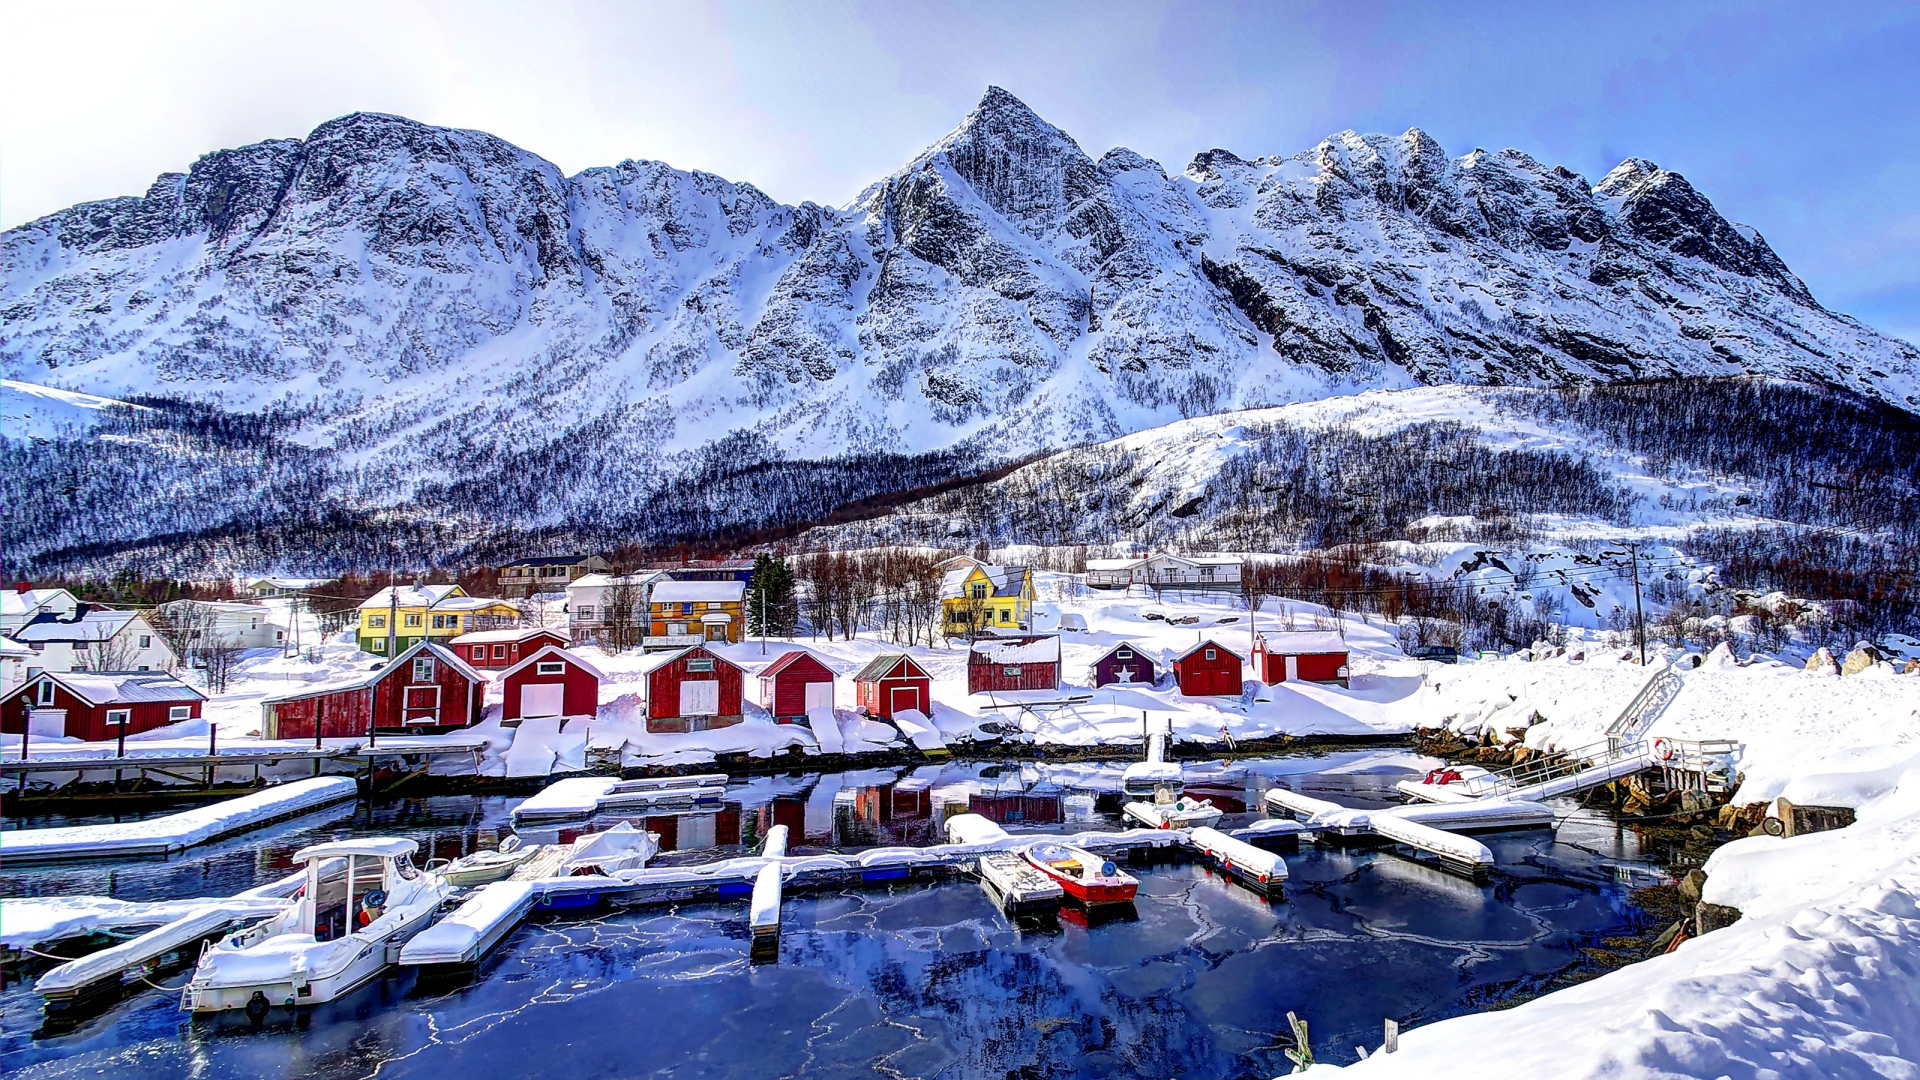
[3,88,1915,566]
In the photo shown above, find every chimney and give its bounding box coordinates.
[15,582,29,595]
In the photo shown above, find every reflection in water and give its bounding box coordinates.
[3,752,1673,1079]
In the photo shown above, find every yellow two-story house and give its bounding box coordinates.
[356,584,522,655]
[941,565,1034,637]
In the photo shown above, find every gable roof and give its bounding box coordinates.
[1256,632,1349,655]
[11,606,141,644]
[1,587,77,618]
[853,653,927,682]
[634,644,746,677]
[499,644,606,682]
[1175,639,1245,663]
[503,554,602,569]
[758,649,836,681]
[449,626,568,646]
[569,571,665,591]
[430,595,520,613]
[1090,640,1157,667]
[6,670,205,707]
[940,565,1030,600]
[245,576,329,590]
[1084,558,1144,572]
[260,640,481,705]
[650,580,746,604]
[0,634,33,659]
[969,635,1060,665]
[357,584,464,610]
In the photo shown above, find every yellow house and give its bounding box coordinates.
[356,585,522,655]
[941,565,1034,637]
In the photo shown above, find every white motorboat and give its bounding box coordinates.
[429,836,542,888]
[1123,796,1223,830]
[181,838,450,1017]
[558,821,658,876]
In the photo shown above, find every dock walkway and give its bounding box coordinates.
[1,778,358,865]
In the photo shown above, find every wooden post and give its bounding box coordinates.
[1384,1018,1398,1053]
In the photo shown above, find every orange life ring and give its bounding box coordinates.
[1654,738,1675,761]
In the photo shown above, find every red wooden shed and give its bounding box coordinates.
[1252,632,1351,688]
[261,641,486,739]
[1173,640,1244,697]
[967,635,1061,694]
[2,671,205,742]
[758,650,836,724]
[853,654,932,721]
[1088,641,1158,688]
[500,645,603,723]
[449,627,568,670]
[638,645,744,733]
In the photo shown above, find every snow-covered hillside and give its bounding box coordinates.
[4,88,1917,570]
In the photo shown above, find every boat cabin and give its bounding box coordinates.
[292,838,423,943]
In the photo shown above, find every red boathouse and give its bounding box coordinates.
[261,641,486,739]
[1173,640,1244,697]
[1088,641,1158,688]
[1252,632,1351,688]
[449,627,568,670]
[2,671,205,742]
[853,654,932,721]
[638,645,744,733]
[758,650,836,724]
[500,645,603,723]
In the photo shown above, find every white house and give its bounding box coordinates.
[155,599,289,650]
[1086,554,1241,590]
[10,606,179,673]
[566,571,666,641]
[1,635,36,696]
[1,585,79,634]
[244,576,329,598]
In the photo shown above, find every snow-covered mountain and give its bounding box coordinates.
[5,87,1917,569]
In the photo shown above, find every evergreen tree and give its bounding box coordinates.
[746,553,798,638]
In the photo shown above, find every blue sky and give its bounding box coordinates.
[3,0,1915,341]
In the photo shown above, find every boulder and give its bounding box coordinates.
[1841,644,1883,676]
[1804,647,1839,674]
[1678,868,1707,903]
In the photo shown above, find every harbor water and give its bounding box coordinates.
[2,750,1675,1079]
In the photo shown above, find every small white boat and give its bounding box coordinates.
[1123,796,1223,830]
[429,836,542,888]
[182,838,450,1017]
[557,822,658,876]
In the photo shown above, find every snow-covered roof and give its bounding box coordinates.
[260,641,482,704]
[15,670,205,707]
[499,645,605,682]
[245,576,329,590]
[0,634,32,658]
[357,584,464,610]
[158,599,276,617]
[430,595,519,612]
[969,635,1060,664]
[758,649,836,680]
[569,571,664,591]
[1176,639,1245,663]
[293,837,418,862]
[634,645,743,677]
[940,565,1029,599]
[1091,641,1157,666]
[854,653,926,682]
[11,608,139,644]
[650,580,746,604]
[1084,558,1143,571]
[1,587,76,617]
[503,555,600,568]
[1257,632,1348,655]
[449,626,566,645]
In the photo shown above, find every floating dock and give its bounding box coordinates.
[1264,787,1497,876]
[509,774,728,824]
[398,881,541,969]
[1,777,358,865]
[976,852,1063,914]
[1188,826,1287,893]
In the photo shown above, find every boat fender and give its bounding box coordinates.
[1101,860,1118,877]
[245,990,271,1024]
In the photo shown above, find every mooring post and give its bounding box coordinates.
[1384,1017,1398,1053]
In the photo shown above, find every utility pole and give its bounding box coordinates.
[385,571,398,661]
[1611,540,1647,666]
[759,578,767,656]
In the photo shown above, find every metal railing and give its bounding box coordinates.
[1446,737,1646,799]
[1605,661,1680,752]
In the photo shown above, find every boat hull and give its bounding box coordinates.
[1022,848,1139,907]
[183,899,440,1013]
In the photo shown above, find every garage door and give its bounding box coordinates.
[680,680,720,716]
[403,686,440,722]
[804,681,833,713]
[519,683,564,718]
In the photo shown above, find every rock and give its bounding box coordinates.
[1841,645,1883,676]
[1695,901,1741,934]
[1805,647,1840,674]
[1678,869,1707,903]
[1906,658,1920,675]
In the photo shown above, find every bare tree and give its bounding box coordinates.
[600,577,645,653]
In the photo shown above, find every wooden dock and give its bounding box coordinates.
[2,778,358,865]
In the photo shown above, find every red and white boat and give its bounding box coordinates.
[1022,842,1138,906]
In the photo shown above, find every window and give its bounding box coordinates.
[372,639,387,652]
[139,634,152,648]
[405,614,422,627]
[106,709,131,726]
[36,680,55,705]
[536,661,566,675]
[1205,649,1217,660]
[681,603,694,615]
[412,656,436,682]
[668,622,688,636]
[1003,666,1023,678]
[368,615,386,628]
[1116,649,1132,659]
[577,605,594,620]
[971,584,988,599]
[493,644,508,659]
[431,615,444,629]
[473,646,488,661]
[169,705,191,721]
[686,657,715,672]
[1000,609,1011,622]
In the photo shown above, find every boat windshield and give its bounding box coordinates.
[311,858,349,942]
[350,855,389,928]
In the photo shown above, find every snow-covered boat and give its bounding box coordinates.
[428,836,542,888]
[1022,841,1139,907]
[1121,732,1182,795]
[1123,796,1223,830]
[182,838,450,1017]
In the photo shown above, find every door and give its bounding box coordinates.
[403,685,441,723]
[519,683,564,718]
[1283,656,1298,683]
[889,684,919,716]
[680,679,720,716]
[803,680,833,714]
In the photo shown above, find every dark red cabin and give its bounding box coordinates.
[450,627,568,670]
[639,645,744,733]
[262,642,486,739]
[853,654,932,721]
[500,645,602,722]
[1252,633,1352,688]
[2,671,204,742]
[966,635,1061,694]
[1089,641,1158,688]
[1173,640,1244,697]
[757,650,836,724]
